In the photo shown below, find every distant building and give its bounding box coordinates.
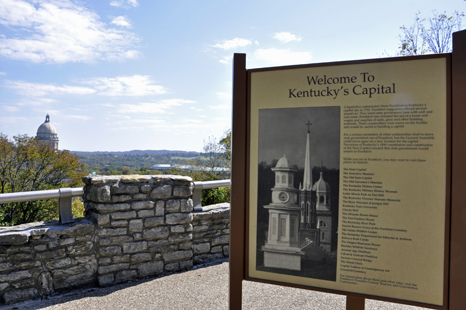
[36,114,59,150]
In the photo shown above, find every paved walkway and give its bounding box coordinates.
[4,260,430,310]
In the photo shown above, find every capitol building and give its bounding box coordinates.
[36,114,59,150]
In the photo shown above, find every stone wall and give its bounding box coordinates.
[0,175,230,305]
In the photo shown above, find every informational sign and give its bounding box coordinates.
[247,56,448,306]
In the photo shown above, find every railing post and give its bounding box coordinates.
[58,188,73,224]
[192,185,203,210]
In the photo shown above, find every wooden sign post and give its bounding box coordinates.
[230,29,466,310]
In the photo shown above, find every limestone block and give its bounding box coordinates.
[98,228,127,237]
[122,241,147,254]
[211,246,223,254]
[143,227,169,240]
[164,262,179,272]
[113,184,140,194]
[140,184,152,193]
[120,175,150,183]
[193,243,210,254]
[45,257,72,269]
[98,263,130,275]
[162,250,193,263]
[166,213,193,225]
[179,241,192,250]
[38,271,53,296]
[0,283,9,292]
[0,262,13,272]
[75,255,95,264]
[155,201,164,216]
[12,278,35,289]
[59,237,75,246]
[133,193,148,200]
[0,232,29,245]
[9,253,33,261]
[192,212,213,220]
[137,261,163,277]
[180,259,193,270]
[166,199,180,213]
[150,185,172,199]
[129,219,143,233]
[53,270,95,290]
[137,210,154,218]
[98,274,114,286]
[193,225,209,232]
[130,253,152,264]
[112,195,132,203]
[90,185,111,202]
[168,233,192,243]
[99,257,111,265]
[108,235,134,245]
[144,217,164,228]
[0,270,31,282]
[99,246,122,256]
[173,185,193,197]
[67,241,94,255]
[97,214,110,226]
[115,269,137,283]
[113,255,130,263]
[223,245,229,256]
[3,288,38,305]
[132,200,154,210]
[110,220,128,227]
[180,199,193,212]
[170,225,185,233]
[95,203,131,213]
[193,253,224,265]
[51,264,90,279]
[111,211,137,220]
[35,248,66,260]
[212,235,229,246]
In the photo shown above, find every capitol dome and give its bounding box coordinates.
[36,114,59,150]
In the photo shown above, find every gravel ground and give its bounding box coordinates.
[2,261,431,310]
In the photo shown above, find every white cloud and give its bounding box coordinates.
[212,38,252,50]
[216,92,231,100]
[2,105,19,112]
[5,80,96,97]
[110,0,139,8]
[0,72,6,76]
[219,55,233,64]
[111,16,132,28]
[252,48,311,67]
[85,75,167,96]
[116,99,195,114]
[0,116,27,124]
[0,0,140,63]
[273,32,302,43]
[209,104,231,110]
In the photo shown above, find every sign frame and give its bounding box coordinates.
[229,29,466,310]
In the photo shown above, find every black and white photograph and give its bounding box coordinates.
[255,106,340,281]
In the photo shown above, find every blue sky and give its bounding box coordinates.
[0,0,463,152]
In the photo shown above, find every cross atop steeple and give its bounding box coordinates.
[305,121,312,133]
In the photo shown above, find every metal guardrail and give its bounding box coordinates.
[0,179,231,224]
[0,188,83,224]
[192,179,231,211]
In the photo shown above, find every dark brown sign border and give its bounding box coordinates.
[230,29,466,310]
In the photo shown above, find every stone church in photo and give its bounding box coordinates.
[262,123,337,272]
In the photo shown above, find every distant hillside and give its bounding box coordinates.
[72,150,200,157]
[72,150,202,175]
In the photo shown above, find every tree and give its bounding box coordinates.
[397,11,464,56]
[0,134,84,225]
